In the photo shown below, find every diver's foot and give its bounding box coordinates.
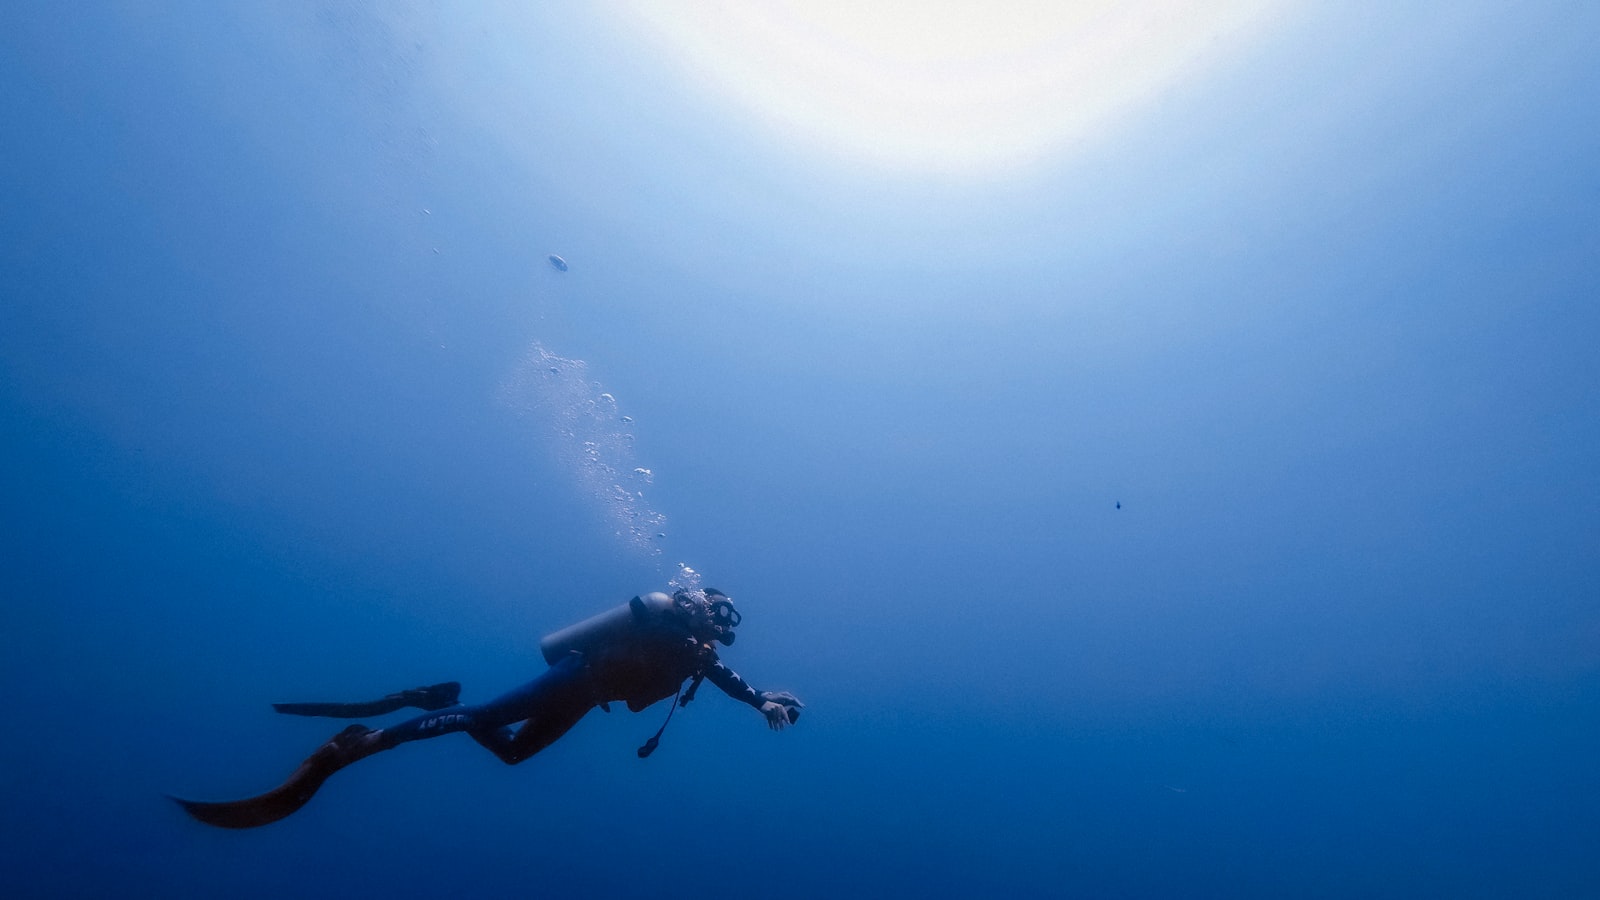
[324,724,381,766]
[401,681,461,711]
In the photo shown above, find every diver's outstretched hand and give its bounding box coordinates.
[760,702,792,730]
[759,691,804,730]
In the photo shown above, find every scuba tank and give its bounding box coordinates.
[539,589,751,757]
[539,592,677,665]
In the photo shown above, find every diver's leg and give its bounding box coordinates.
[457,655,596,764]
[375,655,594,760]
[174,662,590,828]
[177,685,539,829]
[176,680,506,829]
[467,689,594,765]
[484,699,593,764]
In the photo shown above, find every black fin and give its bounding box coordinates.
[273,700,393,718]
[171,726,371,829]
[405,682,462,711]
[273,682,461,718]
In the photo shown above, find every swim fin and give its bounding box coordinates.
[171,724,376,829]
[273,682,461,718]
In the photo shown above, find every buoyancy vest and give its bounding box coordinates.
[539,593,715,712]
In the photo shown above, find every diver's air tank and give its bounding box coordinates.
[539,592,675,665]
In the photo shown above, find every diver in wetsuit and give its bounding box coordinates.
[174,589,804,829]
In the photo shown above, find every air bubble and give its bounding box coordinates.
[501,341,668,556]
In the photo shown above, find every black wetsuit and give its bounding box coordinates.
[380,626,764,764]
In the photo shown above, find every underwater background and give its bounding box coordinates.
[3,3,1597,897]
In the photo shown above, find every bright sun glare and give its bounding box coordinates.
[612,0,1289,176]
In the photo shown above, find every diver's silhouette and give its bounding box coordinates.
[173,589,803,829]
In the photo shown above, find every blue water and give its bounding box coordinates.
[3,4,1598,897]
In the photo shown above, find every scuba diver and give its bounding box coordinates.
[174,588,804,829]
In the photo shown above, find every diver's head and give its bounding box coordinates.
[671,588,741,646]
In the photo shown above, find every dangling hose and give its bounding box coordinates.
[636,671,706,758]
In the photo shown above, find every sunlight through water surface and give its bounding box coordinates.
[609,0,1293,175]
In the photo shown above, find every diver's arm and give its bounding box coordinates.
[704,660,762,708]
[705,661,803,730]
